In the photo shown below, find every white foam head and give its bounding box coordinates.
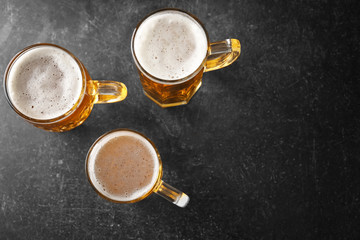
[133,10,208,80]
[6,45,83,120]
[87,130,160,202]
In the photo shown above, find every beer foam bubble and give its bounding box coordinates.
[133,10,208,80]
[88,130,160,202]
[7,46,83,120]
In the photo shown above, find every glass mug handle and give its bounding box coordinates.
[91,80,127,104]
[154,180,190,207]
[204,39,241,72]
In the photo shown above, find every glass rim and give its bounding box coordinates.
[85,128,163,204]
[3,43,87,124]
[131,8,210,85]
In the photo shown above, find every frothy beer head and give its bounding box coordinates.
[6,45,83,120]
[133,10,208,80]
[87,130,160,202]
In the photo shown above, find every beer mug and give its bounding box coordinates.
[3,43,127,132]
[85,129,189,208]
[131,8,241,107]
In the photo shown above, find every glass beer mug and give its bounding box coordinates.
[4,43,127,132]
[86,129,189,207]
[131,8,241,107]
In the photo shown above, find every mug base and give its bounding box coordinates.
[142,81,202,108]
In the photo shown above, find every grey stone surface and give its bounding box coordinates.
[0,0,359,239]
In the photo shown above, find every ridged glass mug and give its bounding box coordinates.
[131,8,241,107]
[4,43,127,132]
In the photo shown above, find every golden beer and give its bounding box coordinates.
[138,67,204,107]
[131,8,241,107]
[4,43,127,132]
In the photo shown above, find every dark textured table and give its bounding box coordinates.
[0,0,359,239]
